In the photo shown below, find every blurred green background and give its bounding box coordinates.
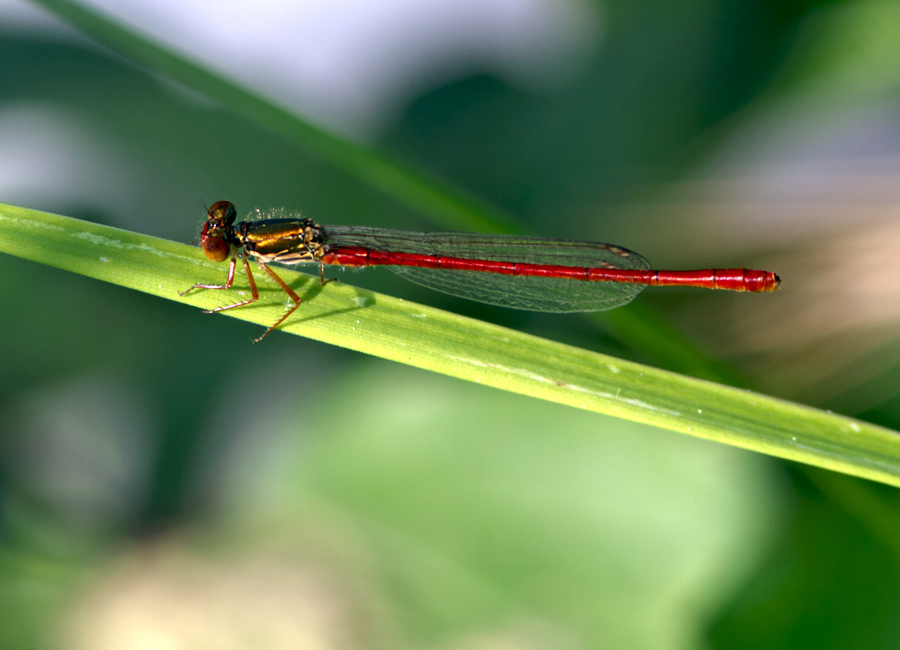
[3,0,900,648]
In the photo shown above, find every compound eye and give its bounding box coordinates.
[208,200,237,225]
[201,235,230,262]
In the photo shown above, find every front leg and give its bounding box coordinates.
[181,255,260,313]
[180,255,238,295]
[202,256,261,314]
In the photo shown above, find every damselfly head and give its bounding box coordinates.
[198,200,238,262]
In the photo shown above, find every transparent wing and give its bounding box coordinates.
[323,226,650,312]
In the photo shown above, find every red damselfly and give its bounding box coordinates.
[181,201,780,341]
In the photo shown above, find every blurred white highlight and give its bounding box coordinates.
[2,0,602,136]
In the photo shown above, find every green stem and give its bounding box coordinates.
[3,201,899,487]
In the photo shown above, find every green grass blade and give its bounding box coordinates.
[28,0,520,235]
[3,201,899,486]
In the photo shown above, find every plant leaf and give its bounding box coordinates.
[28,0,519,235]
[3,201,899,486]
